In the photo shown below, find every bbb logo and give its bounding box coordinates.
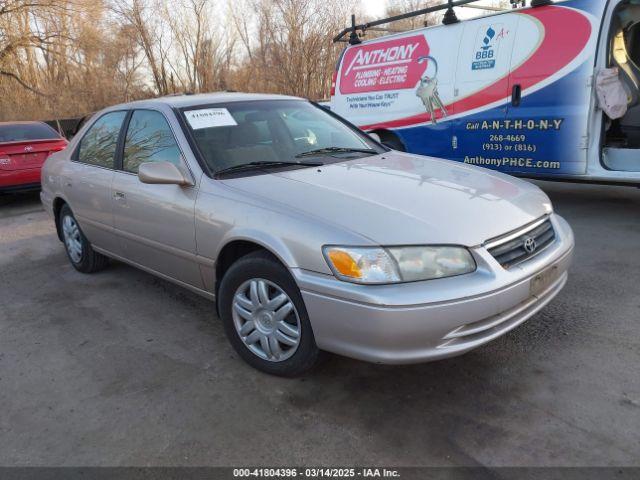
[472,26,498,71]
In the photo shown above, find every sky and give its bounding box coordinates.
[362,0,387,17]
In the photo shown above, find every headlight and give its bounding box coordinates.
[323,246,476,284]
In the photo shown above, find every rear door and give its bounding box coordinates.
[62,111,126,253]
[112,109,203,288]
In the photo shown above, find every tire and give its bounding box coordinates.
[59,204,109,273]
[218,250,320,377]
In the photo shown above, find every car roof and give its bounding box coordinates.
[105,92,305,111]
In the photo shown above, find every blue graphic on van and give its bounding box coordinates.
[482,27,496,49]
[473,26,497,70]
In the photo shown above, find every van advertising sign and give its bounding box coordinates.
[332,1,605,178]
[339,35,430,94]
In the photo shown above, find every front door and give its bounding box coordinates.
[112,109,203,288]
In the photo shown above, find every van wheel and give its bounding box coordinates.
[59,204,109,273]
[218,250,320,377]
[375,130,406,151]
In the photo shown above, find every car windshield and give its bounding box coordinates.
[0,123,61,143]
[181,100,384,174]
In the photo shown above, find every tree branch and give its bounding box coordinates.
[0,70,50,96]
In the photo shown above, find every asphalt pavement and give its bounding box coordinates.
[0,181,638,467]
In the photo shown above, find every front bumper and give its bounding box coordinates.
[293,214,574,364]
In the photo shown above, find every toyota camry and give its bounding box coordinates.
[40,93,574,376]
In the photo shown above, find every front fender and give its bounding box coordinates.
[215,228,298,270]
[194,183,372,292]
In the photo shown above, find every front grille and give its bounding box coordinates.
[486,218,556,269]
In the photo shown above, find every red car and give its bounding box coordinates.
[0,121,68,193]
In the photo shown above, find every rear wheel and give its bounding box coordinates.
[59,204,109,273]
[218,251,320,376]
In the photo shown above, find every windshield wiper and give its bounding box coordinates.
[214,160,324,178]
[295,147,378,158]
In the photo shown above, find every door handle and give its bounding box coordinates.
[511,84,522,107]
[114,191,126,200]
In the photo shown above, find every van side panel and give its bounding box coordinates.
[332,22,464,158]
[331,0,607,177]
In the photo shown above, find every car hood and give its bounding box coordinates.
[220,152,552,246]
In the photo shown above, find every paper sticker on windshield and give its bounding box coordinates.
[185,108,238,129]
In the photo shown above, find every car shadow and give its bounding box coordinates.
[0,191,43,219]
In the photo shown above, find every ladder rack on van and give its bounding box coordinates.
[333,0,552,45]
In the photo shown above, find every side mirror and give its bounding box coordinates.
[138,161,193,186]
[368,132,382,143]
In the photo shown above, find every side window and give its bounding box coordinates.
[77,111,127,168]
[123,110,182,173]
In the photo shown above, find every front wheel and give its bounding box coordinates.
[218,251,320,376]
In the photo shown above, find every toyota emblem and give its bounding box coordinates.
[24,145,34,152]
[523,236,537,254]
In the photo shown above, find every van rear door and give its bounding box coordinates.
[503,5,596,176]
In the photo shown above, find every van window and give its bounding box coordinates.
[77,112,127,169]
[123,110,182,173]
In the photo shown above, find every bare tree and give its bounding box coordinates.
[385,0,442,30]
[230,0,359,99]
[0,0,152,120]
[162,0,234,93]
[112,0,171,95]
[3,0,513,121]
[0,0,72,94]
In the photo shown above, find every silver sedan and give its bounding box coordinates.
[40,93,574,376]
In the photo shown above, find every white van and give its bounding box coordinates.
[331,0,640,185]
